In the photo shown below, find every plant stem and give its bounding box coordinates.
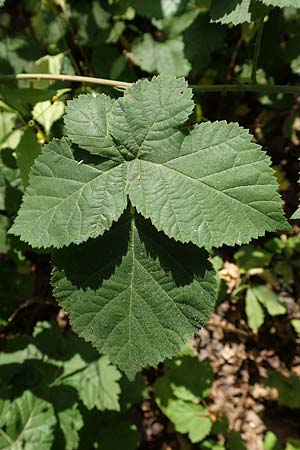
[0,73,132,89]
[191,84,300,95]
[1,73,300,95]
[251,17,265,83]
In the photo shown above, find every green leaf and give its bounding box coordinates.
[210,0,252,25]
[263,431,283,450]
[50,387,83,450]
[0,215,9,254]
[228,431,247,450]
[12,76,288,249]
[64,94,118,159]
[156,352,213,402]
[0,86,57,117]
[62,355,121,411]
[245,287,265,333]
[154,8,200,39]
[291,207,300,219]
[32,322,122,412]
[286,439,300,450]
[0,36,43,74]
[160,398,212,443]
[252,285,286,316]
[127,121,288,249]
[264,371,300,408]
[0,391,56,450]
[291,319,300,336]
[130,0,189,19]
[261,0,300,7]
[10,138,128,248]
[52,212,216,378]
[32,100,65,135]
[200,440,226,450]
[234,245,272,272]
[15,128,41,188]
[132,34,191,76]
[78,411,140,450]
[0,111,22,150]
[0,1,5,7]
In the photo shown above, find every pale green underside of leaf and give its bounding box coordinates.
[11,76,288,249]
[291,207,300,219]
[0,391,56,450]
[132,34,191,77]
[261,0,300,7]
[210,0,252,25]
[52,213,216,378]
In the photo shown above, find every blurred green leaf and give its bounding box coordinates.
[291,319,300,336]
[265,371,300,408]
[228,431,247,450]
[263,431,283,450]
[245,287,265,333]
[132,34,191,76]
[165,399,212,443]
[184,13,225,76]
[210,0,252,25]
[286,439,300,450]
[32,100,65,135]
[15,128,41,188]
[252,285,286,316]
[234,245,272,272]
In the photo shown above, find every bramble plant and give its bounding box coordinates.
[1,0,300,448]
[10,75,289,378]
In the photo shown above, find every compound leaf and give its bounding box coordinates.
[10,138,127,248]
[0,391,56,450]
[12,76,288,250]
[52,212,216,378]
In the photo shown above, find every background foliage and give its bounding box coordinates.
[0,0,300,449]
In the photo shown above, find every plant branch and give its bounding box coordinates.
[191,83,300,95]
[1,73,300,95]
[0,73,132,89]
[251,17,265,83]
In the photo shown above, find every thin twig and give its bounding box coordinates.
[1,73,300,95]
[0,73,132,89]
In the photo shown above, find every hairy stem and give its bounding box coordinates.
[1,73,300,95]
[0,73,132,89]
